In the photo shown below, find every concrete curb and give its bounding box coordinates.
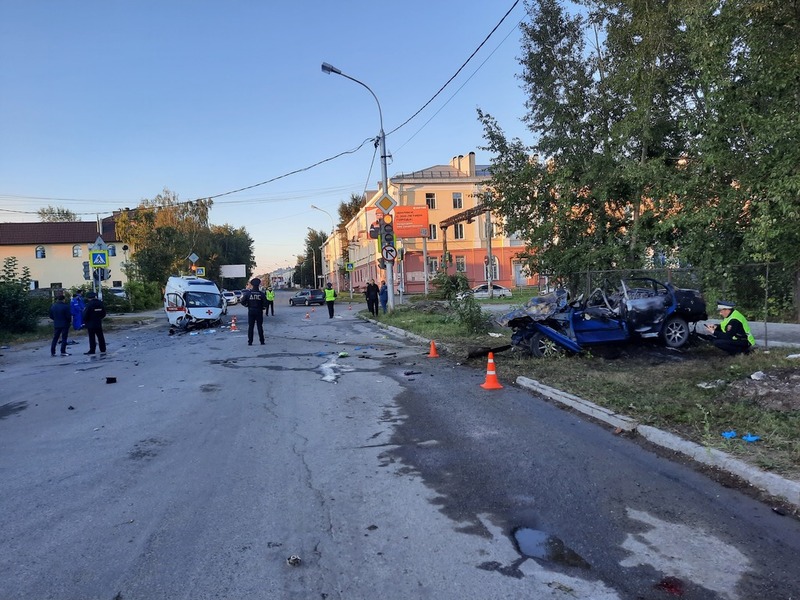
[517,376,800,510]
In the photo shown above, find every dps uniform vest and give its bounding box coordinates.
[720,309,755,346]
[246,289,266,311]
[266,290,275,301]
[325,288,336,301]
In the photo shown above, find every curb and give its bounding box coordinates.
[517,376,800,510]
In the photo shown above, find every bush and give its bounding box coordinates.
[0,257,40,333]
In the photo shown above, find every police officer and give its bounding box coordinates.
[705,300,755,355]
[265,286,275,316]
[324,282,337,319]
[241,278,266,345]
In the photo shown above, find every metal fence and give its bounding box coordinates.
[544,263,798,323]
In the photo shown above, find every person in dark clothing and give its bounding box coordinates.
[241,278,266,345]
[49,294,72,356]
[705,300,755,355]
[365,279,379,316]
[82,292,107,355]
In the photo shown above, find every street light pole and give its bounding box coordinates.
[311,204,339,293]
[321,62,395,311]
[307,228,318,288]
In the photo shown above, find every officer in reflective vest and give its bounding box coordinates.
[265,286,275,316]
[705,300,755,355]
[324,282,337,319]
[241,278,266,345]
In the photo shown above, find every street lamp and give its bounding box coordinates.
[311,204,340,293]
[321,61,395,311]
[307,227,318,288]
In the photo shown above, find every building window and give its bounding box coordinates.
[108,244,117,257]
[35,246,46,259]
[429,224,438,240]
[452,192,463,209]
[72,244,82,258]
[113,280,122,288]
[50,282,62,289]
[428,258,439,273]
[454,223,465,240]
[484,257,499,281]
[455,256,466,272]
[425,193,436,210]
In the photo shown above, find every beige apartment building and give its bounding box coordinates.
[321,151,537,295]
[0,217,127,291]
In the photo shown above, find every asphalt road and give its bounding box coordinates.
[1,299,799,599]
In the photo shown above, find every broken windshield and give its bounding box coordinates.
[185,291,222,308]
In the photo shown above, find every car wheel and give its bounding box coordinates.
[530,331,563,358]
[305,299,310,306]
[289,299,294,306]
[662,316,689,348]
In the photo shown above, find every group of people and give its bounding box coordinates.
[49,290,107,357]
[364,279,388,317]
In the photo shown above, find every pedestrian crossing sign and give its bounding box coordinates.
[90,250,109,267]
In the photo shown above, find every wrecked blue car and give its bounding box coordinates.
[499,278,708,357]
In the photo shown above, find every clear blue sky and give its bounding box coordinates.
[0,1,533,273]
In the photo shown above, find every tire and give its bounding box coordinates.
[662,316,689,348]
[529,331,563,358]
[289,299,294,306]
[305,299,310,306]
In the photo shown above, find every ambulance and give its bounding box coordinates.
[163,276,225,329]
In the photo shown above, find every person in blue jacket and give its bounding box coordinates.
[70,290,85,330]
[379,280,389,314]
[49,294,72,357]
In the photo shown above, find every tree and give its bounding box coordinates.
[37,206,78,222]
[335,192,366,276]
[115,188,255,287]
[0,257,40,333]
[480,0,800,315]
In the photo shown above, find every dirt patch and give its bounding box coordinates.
[721,368,800,412]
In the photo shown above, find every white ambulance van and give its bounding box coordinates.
[163,276,224,329]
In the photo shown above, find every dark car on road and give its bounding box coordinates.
[500,277,708,357]
[289,289,325,306]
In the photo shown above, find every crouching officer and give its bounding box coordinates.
[705,300,755,355]
[241,278,266,345]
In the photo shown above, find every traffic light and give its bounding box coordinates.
[92,268,101,283]
[83,261,90,280]
[380,213,395,249]
[103,269,111,281]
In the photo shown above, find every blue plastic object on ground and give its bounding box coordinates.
[742,433,761,442]
[721,430,737,439]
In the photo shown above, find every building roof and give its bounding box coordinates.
[392,164,492,182]
[0,220,119,245]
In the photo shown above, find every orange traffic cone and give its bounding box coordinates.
[304,312,311,320]
[427,340,440,358]
[311,307,316,313]
[230,316,238,332]
[480,352,503,390]
[348,304,352,311]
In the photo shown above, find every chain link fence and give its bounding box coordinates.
[540,263,798,323]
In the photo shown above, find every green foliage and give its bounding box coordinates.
[431,271,471,303]
[37,205,78,222]
[0,257,41,333]
[481,0,800,318]
[115,188,256,288]
[430,271,491,333]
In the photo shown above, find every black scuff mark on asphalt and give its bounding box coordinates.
[0,400,27,419]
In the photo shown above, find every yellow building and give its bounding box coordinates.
[0,217,128,291]
[322,151,536,295]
